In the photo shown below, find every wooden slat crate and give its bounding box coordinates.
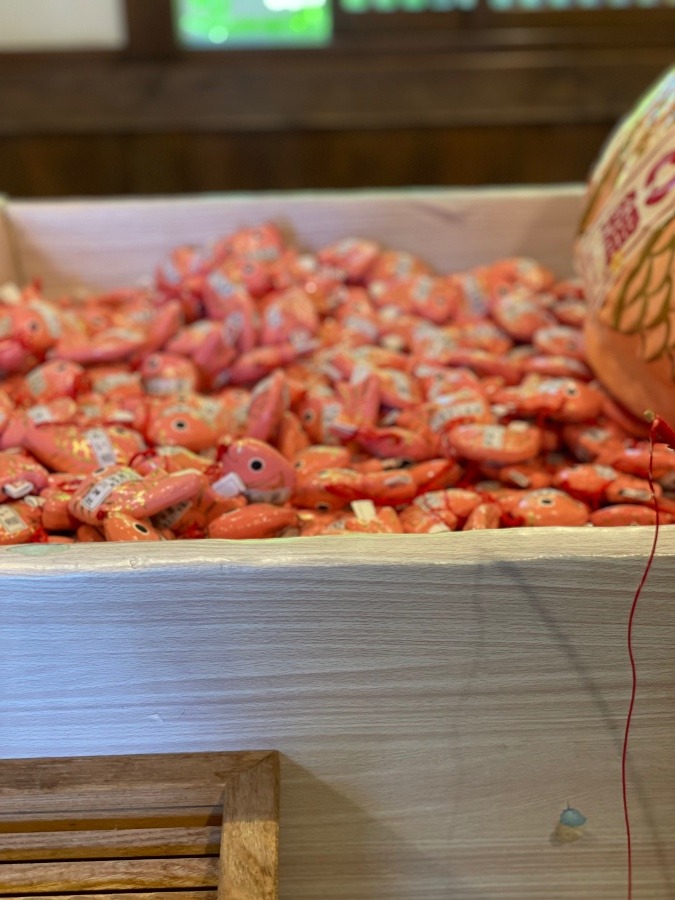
[1,188,674,898]
[0,752,279,900]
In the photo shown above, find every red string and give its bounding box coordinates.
[128,446,156,468]
[621,415,668,900]
[650,412,675,448]
[29,526,50,544]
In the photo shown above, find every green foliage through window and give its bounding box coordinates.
[175,0,331,47]
[341,0,475,10]
[488,0,670,7]
[175,0,673,46]
[344,0,671,9]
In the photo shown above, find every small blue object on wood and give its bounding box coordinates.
[560,807,587,827]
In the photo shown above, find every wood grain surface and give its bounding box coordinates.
[5,187,584,296]
[0,826,221,861]
[220,754,279,900]
[0,49,670,135]
[1,528,674,898]
[0,202,19,286]
[0,751,269,816]
[0,858,219,894]
[6,894,216,900]
[0,127,613,201]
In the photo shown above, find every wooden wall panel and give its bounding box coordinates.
[0,124,613,198]
[0,135,127,197]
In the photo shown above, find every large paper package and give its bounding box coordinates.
[576,67,674,423]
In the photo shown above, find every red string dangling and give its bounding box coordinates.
[648,411,675,448]
[621,411,674,900]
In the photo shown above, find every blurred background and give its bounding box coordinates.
[0,0,672,197]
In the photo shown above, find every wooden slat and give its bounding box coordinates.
[0,48,671,136]
[123,0,177,61]
[0,826,221,862]
[0,857,218,895]
[0,126,612,200]
[0,752,278,897]
[7,894,216,900]
[0,752,268,817]
[0,201,20,286]
[0,812,221,832]
[220,755,279,900]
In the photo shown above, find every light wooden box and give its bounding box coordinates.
[1,188,674,899]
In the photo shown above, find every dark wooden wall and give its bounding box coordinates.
[0,7,672,199]
[0,123,615,197]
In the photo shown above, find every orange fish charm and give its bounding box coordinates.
[277,411,311,459]
[0,497,43,545]
[245,370,289,443]
[443,422,542,465]
[145,394,231,452]
[399,486,483,533]
[0,449,49,501]
[506,488,590,527]
[463,501,502,530]
[293,445,352,475]
[103,511,170,542]
[354,425,434,462]
[41,486,81,532]
[292,467,362,512]
[140,352,199,396]
[17,360,90,405]
[68,465,204,526]
[22,423,146,475]
[4,291,64,358]
[590,505,674,527]
[226,340,317,386]
[208,503,298,539]
[554,463,618,505]
[260,287,319,346]
[166,321,236,388]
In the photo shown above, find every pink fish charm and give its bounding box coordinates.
[217,438,296,505]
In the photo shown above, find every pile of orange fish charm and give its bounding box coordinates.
[0,223,672,543]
